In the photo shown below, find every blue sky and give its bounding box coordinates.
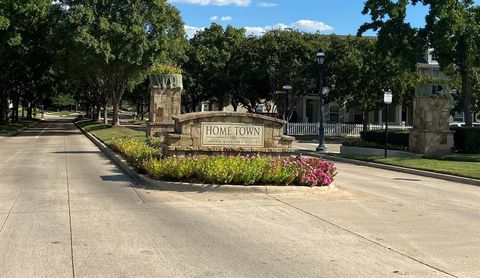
[168,0,433,38]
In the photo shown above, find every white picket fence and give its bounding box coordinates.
[286,122,412,137]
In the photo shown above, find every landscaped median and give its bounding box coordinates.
[74,118,337,188]
[111,137,336,187]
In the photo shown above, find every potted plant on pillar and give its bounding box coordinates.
[149,64,183,89]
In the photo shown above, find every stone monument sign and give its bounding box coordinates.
[161,112,294,157]
[147,73,294,156]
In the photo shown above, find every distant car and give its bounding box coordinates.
[449,122,480,130]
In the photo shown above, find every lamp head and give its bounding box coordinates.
[317,50,325,65]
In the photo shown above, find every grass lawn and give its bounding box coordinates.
[76,119,146,145]
[294,135,344,142]
[333,153,480,180]
[0,120,35,133]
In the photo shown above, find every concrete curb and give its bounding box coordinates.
[297,150,480,186]
[75,121,335,194]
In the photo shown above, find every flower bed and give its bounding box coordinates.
[111,137,336,187]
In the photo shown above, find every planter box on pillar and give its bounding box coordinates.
[147,73,182,137]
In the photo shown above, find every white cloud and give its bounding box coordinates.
[210,15,218,21]
[258,2,277,7]
[244,27,265,36]
[221,16,232,21]
[184,25,205,38]
[185,19,334,39]
[245,19,334,36]
[294,20,334,33]
[169,0,250,6]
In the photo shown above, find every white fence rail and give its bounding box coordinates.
[286,122,412,137]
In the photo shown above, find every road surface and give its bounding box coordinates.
[0,119,479,277]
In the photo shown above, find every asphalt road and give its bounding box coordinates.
[0,119,479,277]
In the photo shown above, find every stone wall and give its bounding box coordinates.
[409,96,454,156]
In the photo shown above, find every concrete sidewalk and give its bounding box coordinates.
[0,118,479,277]
[293,141,342,153]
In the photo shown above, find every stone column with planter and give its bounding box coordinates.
[147,71,182,137]
[409,84,454,156]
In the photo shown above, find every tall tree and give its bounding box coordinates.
[259,29,328,121]
[359,0,480,126]
[0,0,54,125]
[186,23,245,110]
[63,0,186,126]
[327,36,416,130]
[230,36,270,112]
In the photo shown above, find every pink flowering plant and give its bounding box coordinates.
[111,137,336,187]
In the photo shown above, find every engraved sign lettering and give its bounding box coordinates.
[201,123,264,147]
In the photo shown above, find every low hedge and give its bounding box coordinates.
[360,129,410,147]
[342,138,408,151]
[454,128,480,154]
[110,137,336,187]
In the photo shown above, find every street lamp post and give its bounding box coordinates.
[383,89,393,158]
[316,50,326,152]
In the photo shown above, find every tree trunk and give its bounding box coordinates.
[136,103,141,120]
[21,100,26,119]
[362,110,369,132]
[461,70,473,126]
[12,95,19,123]
[27,103,33,120]
[217,93,225,111]
[459,33,473,126]
[112,101,120,126]
[103,104,108,125]
[232,97,238,112]
[0,89,7,126]
[94,106,99,122]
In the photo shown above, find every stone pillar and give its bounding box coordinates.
[409,84,454,156]
[147,74,182,137]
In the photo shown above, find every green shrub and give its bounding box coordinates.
[110,137,161,170]
[146,136,164,149]
[360,129,410,147]
[454,128,480,154]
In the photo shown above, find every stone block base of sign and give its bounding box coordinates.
[147,121,175,137]
[161,112,295,157]
[409,130,454,157]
